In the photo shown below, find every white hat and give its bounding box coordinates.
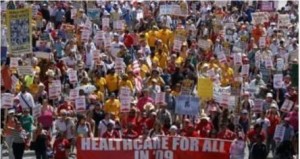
[170,125,178,131]
[266,93,273,98]
[270,103,278,109]
[8,109,15,114]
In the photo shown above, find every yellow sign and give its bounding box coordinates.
[6,8,32,55]
[197,78,213,100]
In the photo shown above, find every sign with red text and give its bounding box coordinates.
[77,137,231,159]
[75,96,86,112]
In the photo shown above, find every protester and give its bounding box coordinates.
[0,1,298,159]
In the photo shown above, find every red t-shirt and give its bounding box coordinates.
[102,130,120,139]
[196,121,214,137]
[145,118,155,130]
[53,138,70,159]
[122,129,139,139]
[217,129,236,140]
[267,114,280,135]
[124,34,134,48]
[184,131,199,137]
[247,129,266,143]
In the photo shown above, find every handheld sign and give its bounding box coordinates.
[68,70,78,83]
[119,87,131,112]
[273,74,283,89]
[280,99,294,113]
[1,93,14,108]
[69,89,79,101]
[253,99,264,113]
[75,96,86,112]
[234,53,242,66]
[155,92,166,104]
[273,124,286,142]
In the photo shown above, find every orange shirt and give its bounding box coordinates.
[252,26,263,44]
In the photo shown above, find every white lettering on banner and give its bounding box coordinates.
[202,140,225,153]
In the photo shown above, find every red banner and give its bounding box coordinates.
[77,137,232,159]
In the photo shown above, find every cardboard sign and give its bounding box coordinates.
[198,39,211,50]
[241,64,250,76]
[253,99,264,113]
[1,93,14,108]
[265,56,273,69]
[278,14,290,29]
[273,74,283,89]
[17,66,34,76]
[119,87,131,112]
[276,58,284,71]
[75,96,86,112]
[273,124,286,142]
[69,89,79,101]
[32,105,41,118]
[68,70,78,83]
[102,18,110,29]
[10,57,19,68]
[280,99,294,113]
[251,12,269,25]
[155,92,166,104]
[197,78,213,100]
[233,53,242,66]
[259,37,266,48]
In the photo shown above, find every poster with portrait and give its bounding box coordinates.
[6,8,32,55]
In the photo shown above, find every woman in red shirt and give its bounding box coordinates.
[196,115,214,138]
[102,122,120,139]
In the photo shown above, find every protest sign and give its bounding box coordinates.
[87,8,100,21]
[52,80,62,94]
[265,56,273,69]
[102,18,110,29]
[260,1,274,12]
[181,86,192,96]
[173,39,183,52]
[68,70,78,83]
[77,137,232,159]
[71,8,77,19]
[81,29,91,42]
[1,93,14,108]
[17,66,34,76]
[6,8,32,55]
[113,20,124,30]
[75,96,86,112]
[10,57,19,68]
[278,14,290,29]
[119,87,131,112]
[276,58,284,71]
[155,92,166,104]
[33,40,51,59]
[233,53,242,66]
[273,124,286,142]
[273,74,283,89]
[32,105,41,118]
[175,95,200,116]
[11,75,19,90]
[280,99,294,113]
[197,39,211,50]
[48,83,60,100]
[259,37,266,48]
[115,58,125,74]
[197,78,213,100]
[159,4,188,17]
[217,52,227,64]
[251,12,269,25]
[69,89,79,101]
[241,64,250,76]
[207,69,215,79]
[253,99,264,113]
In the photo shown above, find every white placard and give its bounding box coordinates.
[253,99,264,113]
[10,58,19,68]
[113,20,123,30]
[102,18,110,29]
[32,105,41,118]
[71,8,77,19]
[198,39,211,50]
[259,37,266,48]
[52,80,62,94]
[48,84,60,99]
[278,14,291,29]
[68,70,78,83]
[119,87,131,112]
[280,99,294,113]
[1,93,14,108]
[17,66,34,76]
[155,92,166,104]
[265,56,273,69]
[276,58,284,71]
[75,96,86,112]
[273,74,283,89]
[95,31,104,40]
[251,12,269,25]
[34,52,51,59]
[217,52,227,63]
[173,39,182,52]
[81,29,91,42]
[234,53,242,66]
[115,58,125,74]
[273,124,286,142]
[241,64,250,76]
[69,89,79,101]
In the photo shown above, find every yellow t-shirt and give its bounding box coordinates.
[95,77,107,93]
[29,83,39,95]
[175,56,184,66]
[105,74,119,92]
[153,52,168,69]
[220,67,234,86]
[119,80,134,91]
[157,29,172,46]
[104,99,121,116]
[33,66,41,75]
[146,30,158,47]
[96,91,104,103]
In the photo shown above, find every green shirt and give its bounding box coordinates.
[20,115,34,132]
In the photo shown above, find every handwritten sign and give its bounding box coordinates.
[273,74,283,89]
[280,99,294,113]
[17,66,34,76]
[75,96,86,112]
[1,93,14,108]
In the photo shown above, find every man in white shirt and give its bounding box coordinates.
[17,86,35,113]
[256,111,271,136]
[110,33,124,58]
[98,113,115,137]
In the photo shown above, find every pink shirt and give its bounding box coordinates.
[38,106,53,128]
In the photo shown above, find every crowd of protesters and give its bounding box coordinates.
[0,1,299,159]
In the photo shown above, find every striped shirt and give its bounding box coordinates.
[11,129,27,143]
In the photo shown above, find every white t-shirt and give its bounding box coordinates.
[98,119,115,137]
[55,118,75,139]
